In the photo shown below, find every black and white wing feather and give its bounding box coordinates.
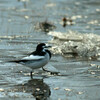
[9,54,45,63]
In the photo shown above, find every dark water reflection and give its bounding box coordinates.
[13,78,51,100]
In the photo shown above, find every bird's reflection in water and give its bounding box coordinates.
[14,78,51,100]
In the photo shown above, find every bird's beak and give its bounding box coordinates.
[44,44,52,48]
[46,45,52,48]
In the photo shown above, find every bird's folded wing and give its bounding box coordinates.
[22,55,44,60]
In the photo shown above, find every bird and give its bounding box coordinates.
[9,43,52,79]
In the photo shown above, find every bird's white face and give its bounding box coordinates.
[42,44,48,48]
[42,44,51,52]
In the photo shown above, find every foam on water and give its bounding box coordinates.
[48,31,100,59]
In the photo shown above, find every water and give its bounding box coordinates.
[0,0,100,100]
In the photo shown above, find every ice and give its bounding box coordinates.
[48,31,100,59]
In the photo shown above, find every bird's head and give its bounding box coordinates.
[36,43,51,52]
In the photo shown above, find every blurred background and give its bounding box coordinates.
[0,0,100,100]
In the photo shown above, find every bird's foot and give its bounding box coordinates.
[42,67,59,75]
[50,71,59,75]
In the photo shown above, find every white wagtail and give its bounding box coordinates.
[9,43,52,78]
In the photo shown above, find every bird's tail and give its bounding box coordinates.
[0,60,20,64]
[7,60,21,63]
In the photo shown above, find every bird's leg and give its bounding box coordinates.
[30,71,33,79]
[42,67,59,75]
[42,67,50,72]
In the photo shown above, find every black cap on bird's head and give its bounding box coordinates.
[36,43,51,51]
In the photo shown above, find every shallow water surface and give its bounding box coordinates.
[0,0,100,100]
